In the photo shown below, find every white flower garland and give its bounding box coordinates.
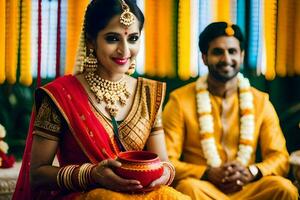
[0,124,8,154]
[196,73,254,167]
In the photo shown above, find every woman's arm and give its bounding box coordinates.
[146,130,168,161]
[30,135,60,190]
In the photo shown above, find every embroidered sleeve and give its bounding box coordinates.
[150,81,165,133]
[151,107,163,132]
[33,96,64,141]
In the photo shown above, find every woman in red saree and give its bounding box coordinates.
[13,0,190,199]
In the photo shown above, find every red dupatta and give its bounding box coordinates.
[13,75,118,200]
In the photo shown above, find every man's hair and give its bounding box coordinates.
[198,22,245,54]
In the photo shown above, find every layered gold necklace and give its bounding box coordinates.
[85,72,131,116]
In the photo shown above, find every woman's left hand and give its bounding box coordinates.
[148,165,170,188]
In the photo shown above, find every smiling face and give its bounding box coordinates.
[202,36,244,82]
[89,15,141,79]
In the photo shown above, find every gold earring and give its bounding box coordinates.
[126,59,136,75]
[84,49,98,72]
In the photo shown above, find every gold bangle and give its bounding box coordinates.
[57,165,79,191]
[161,161,176,186]
[78,163,96,190]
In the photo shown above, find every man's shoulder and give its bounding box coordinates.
[250,87,273,111]
[250,87,269,101]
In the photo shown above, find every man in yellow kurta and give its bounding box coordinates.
[163,22,299,200]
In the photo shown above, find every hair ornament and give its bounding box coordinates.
[119,0,135,26]
[225,23,235,36]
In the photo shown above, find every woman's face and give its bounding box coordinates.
[91,15,141,77]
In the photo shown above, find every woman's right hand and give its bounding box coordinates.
[91,159,143,192]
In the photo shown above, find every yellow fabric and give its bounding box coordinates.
[19,0,32,86]
[178,0,191,80]
[0,0,5,84]
[176,176,298,200]
[65,0,89,75]
[76,185,191,200]
[163,80,296,199]
[264,0,277,80]
[5,0,19,84]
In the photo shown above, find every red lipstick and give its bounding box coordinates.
[113,58,128,65]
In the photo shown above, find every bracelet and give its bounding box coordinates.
[57,165,79,191]
[161,161,175,186]
[57,163,96,191]
[78,163,96,190]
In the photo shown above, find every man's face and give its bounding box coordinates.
[202,36,244,82]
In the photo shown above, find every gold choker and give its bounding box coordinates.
[85,72,131,116]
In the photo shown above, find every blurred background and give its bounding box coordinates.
[0,0,300,162]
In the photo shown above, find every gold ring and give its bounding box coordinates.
[100,160,108,166]
[236,179,243,186]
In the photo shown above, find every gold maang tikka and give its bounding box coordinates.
[119,0,135,26]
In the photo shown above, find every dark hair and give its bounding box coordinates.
[84,0,144,41]
[199,22,245,54]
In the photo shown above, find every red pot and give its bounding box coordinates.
[115,151,164,187]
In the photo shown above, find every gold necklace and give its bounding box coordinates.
[85,72,131,116]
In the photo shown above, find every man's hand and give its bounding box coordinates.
[206,165,243,194]
[206,161,255,194]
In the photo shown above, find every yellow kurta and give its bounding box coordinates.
[163,80,298,200]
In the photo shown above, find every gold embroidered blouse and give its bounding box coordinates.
[33,77,165,150]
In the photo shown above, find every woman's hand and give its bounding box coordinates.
[92,159,143,192]
[148,164,171,188]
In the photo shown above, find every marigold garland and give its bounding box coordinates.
[55,0,61,78]
[264,0,277,80]
[275,0,288,77]
[64,0,89,75]
[5,0,19,84]
[0,124,8,154]
[0,0,5,84]
[144,0,157,76]
[156,0,175,78]
[19,0,32,86]
[196,73,254,167]
[217,0,231,22]
[178,0,191,80]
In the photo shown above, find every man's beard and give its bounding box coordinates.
[208,65,239,83]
